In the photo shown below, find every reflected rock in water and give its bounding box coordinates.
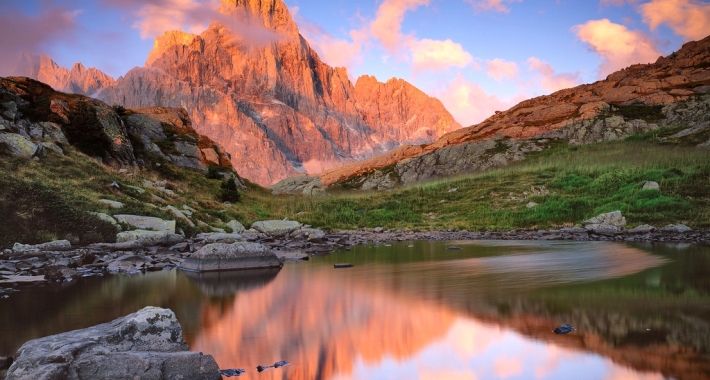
[180,242,283,272]
[183,268,281,297]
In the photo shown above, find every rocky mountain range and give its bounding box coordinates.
[14,53,115,97]
[272,34,710,194]
[13,0,461,186]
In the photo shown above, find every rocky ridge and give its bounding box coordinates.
[14,54,115,97]
[271,34,710,193]
[0,76,233,171]
[91,0,460,185]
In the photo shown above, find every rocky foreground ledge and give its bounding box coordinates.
[0,216,707,293]
[4,307,221,380]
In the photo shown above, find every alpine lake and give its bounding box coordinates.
[1,240,709,380]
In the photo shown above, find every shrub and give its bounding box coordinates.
[220,175,241,202]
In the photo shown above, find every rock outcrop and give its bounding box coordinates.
[180,242,283,272]
[96,0,460,185]
[14,54,115,96]
[276,34,710,192]
[5,306,221,380]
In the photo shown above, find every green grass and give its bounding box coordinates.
[257,139,710,231]
[2,125,709,248]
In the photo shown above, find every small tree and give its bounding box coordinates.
[220,175,240,202]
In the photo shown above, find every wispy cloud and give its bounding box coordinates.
[527,57,582,92]
[639,0,710,41]
[100,0,282,44]
[574,18,661,78]
[466,0,523,13]
[0,1,79,76]
[434,75,525,126]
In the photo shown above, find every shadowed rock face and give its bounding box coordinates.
[283,34,710,191]
[97,0,460,185]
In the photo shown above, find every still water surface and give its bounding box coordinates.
[1,240,709,379]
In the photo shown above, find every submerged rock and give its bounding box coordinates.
[553,323,576,334]
[180,242,283,272]
[5,306,221,380]
[220,368,246,377]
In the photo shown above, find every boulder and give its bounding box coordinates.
[44,265,80,281]
[628,224,656,234]
[98,199,124,209]
[526,202,538,208]
[582,211,626,234]
[642,181,660,191]
[164,205,195,227]
[107,254,150,274]
[4,307,221,380]
[115,230,184,246]
[180,242,283,272]
[250,220,302,236]
[88,212,121,231]
[660,224,692,233]
[195,233,244,244]
[226,220,246,233]
[0,133,37,158]
[12,240,72,253]
[113,215,176,233]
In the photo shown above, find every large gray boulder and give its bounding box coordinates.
[250,220,302,236]
[114,215,176,233]
[582,211,626,235]
[226,220,246,233]
[116,230,184,246]
[5,307,221,380]
[0,133,37,158]
[180,242,283,272]
[12,240,72,253]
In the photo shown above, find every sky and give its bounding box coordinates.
[1,0,709,127]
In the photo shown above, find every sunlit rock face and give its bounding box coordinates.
[98,0,460,185]
[15,54,115,97]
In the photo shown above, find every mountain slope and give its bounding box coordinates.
[14,54,115,97]
[274,34,710,193]
[96,0,460,185]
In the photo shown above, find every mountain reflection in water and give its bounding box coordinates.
[1,241,709,380]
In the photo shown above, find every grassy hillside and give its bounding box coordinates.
[2,126,709,249]
[263,131,710,231]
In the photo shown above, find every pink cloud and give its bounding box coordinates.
[527,57,582,92]
[640,0,710,41]
[485,58,519,81]
[466,0,523,13]
[574,19,662,78]
[410,39,474,71]
[100,0,282,45]
[0,2,79,76]
[296,11,368,72]
[434,75,524,127]
[370,0,430,54]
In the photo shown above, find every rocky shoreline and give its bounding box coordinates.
[1,223,708,296]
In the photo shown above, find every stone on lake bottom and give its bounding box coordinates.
[334,263,354,268]
[220,368,246,377]
[553,323,576,334]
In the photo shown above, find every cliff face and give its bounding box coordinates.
[272,34,710,193]
[97,0,460,185]
[15,54,115,97]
